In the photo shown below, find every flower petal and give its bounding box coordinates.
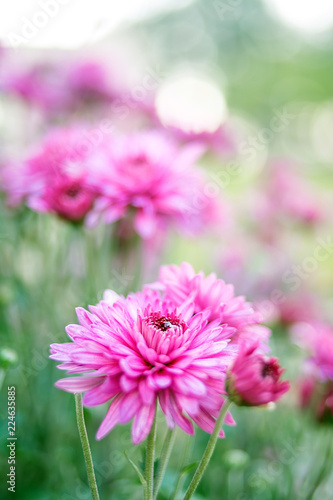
[132,402,156,444]
[55,376,105,393]
[96,395,123,440]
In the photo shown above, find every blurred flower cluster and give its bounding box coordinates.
[1,126,224,239]
[0,49,231,244]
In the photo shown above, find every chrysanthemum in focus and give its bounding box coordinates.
[149,262,270,347]
[226,342,290,406]
[51,286,238,444]
[86,131,225,239]
[1,127,101,221]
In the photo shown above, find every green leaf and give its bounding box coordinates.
[180,462,199,476]
[124,450,146,487]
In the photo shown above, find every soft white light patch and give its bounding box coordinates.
[265,0,333,34]
[156,74,227,134]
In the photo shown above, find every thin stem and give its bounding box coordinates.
[154,428,176,499]
[183,398,232,500]
[145,407,158,500]
[75,393,100,500]
[0,369,5,391]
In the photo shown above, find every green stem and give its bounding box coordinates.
[154,428,176,500]
[144,408,158,500]
[75,393,100,500]
[0,369,6,391]
[183,399,232,500]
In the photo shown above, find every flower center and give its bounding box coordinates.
[141,311,187,354]
[148,314,182,332]
[66,186,81,198]
[132,154,147,166]
[261,360,279,380]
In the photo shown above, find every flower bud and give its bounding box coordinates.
[226,343,289,407]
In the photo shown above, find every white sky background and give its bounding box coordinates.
[1,0,333,51]
[0,0,193,49]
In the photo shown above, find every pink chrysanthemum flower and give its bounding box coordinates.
[50,287,237,444]
[149,262,270,347]
[1,127,101,221]
[226,342,290,406]
[86,131,225,238]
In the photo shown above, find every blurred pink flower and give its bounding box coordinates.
[299,377,333,422]
[291,321,333,380]
[65,59,115,106]
[219,236,323,327]
[2,62,71,113]
[158,123,235,157]
[2,57,115,115]
[226,342,289,406]
[1,127,100,221]
[255,161,323,243]
[268,161,322,224]
[149,262,270,346]
[252,290,321,327]
[317,388,333,421]
[293,321,333,422]
[51,287,237,444]
[277,292,321,326]
[86,131,225,238]
[299,376,316,409]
